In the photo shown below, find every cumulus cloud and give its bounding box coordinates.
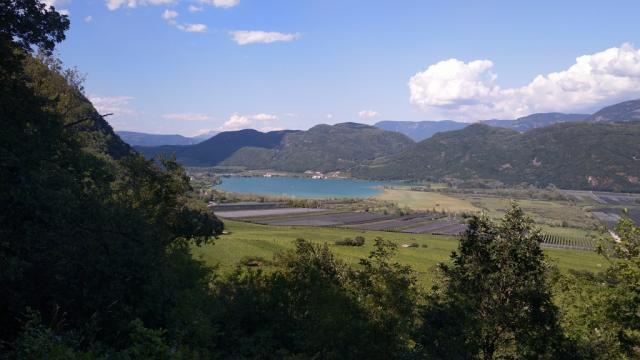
[200,0,239,8]
[89,95,136,116]
[188,4,203,12]
[84,15,93,22]
[162,113,211,121]
[409,43,640,120]
[219,113,278,131]
[230,31,301,45]
[358,110,379,120]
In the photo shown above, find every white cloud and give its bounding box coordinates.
[326,114,334,119]
[188,4,203,12]
[409,43,640,120]
[200,0,239,9]
[358,110,379,120]
[106,0,176,11]
[163,113,211,121]
[176,23,207,32]
[84,15,93,22]
[89,95,135,116]
[58,9,70,15]
[219,113,278,131]
[230,31,301,45]
[161,9,178,20]
[252,113,278,121]
[161,10,207,32]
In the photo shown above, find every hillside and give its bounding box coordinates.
[136,129,296,166]
[482,113,588,132]
[588,99,640,122]
[354,122,640,192]
[116,131,206,146]
[221,122,414,172]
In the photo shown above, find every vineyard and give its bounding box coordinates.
[540,234,596,251]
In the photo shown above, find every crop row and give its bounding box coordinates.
[540,234,595,250]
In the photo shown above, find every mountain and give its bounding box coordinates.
[137,123,414,171]
[481,113,589,132]
[588,99,640,122]
[222,122,414,172]
[374,120,468,141]
[354,121,640,192]
[136,129,296,166]
[116,131,204,146]
[375,113,589,141]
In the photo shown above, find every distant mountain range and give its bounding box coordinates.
[136,129,296,166]
[221,123,413,172]
[135,99,640,191]
[116,130,218,146]
[136,123,413,171]
[354,121,640,192]
[375,113,589,141]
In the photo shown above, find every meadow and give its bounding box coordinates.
[193,220,608,287]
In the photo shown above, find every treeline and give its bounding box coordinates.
[2,2,639,359]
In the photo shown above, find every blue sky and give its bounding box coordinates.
[50,0,640,136]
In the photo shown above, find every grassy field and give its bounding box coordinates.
[376,189,479,213]
[376,188,599,229]
[193,220,608,287]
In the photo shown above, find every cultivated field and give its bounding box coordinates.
[216,205,600,250]
[193,220,608,288]
[376,189,479,213]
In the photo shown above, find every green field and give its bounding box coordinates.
[376,188,480,213]
[193,220,607,287]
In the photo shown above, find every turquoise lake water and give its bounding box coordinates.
[214,176,394,198]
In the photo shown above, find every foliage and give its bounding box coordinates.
[416,203,573,359]
[0,6,222,355]
[335,236,366,246]
[557,216,640,359]
[207,238,419,359]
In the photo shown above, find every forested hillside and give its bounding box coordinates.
[588,99,640,122]
[222,122,414,172]
[138,122,414,171]
[354,122,640,192]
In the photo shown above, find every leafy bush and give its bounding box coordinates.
[335,236,365,246]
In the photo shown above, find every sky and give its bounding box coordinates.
[45,0,640,136]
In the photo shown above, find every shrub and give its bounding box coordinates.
[335,236,365,246]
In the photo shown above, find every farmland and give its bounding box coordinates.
[192,220,607,287]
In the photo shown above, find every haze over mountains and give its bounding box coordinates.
[116,130,217,146]
[132,99,640,192]
[375,113,590,141]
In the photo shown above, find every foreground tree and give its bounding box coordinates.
[417,203,572,359]
[209,238,419,359]
[1,2,223,355]
[556,216,640,359]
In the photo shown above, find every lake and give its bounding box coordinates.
[214,176,393,198]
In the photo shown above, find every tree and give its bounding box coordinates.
[417,203,571,359]
[557,216,640,359]
[0,0,69,54]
